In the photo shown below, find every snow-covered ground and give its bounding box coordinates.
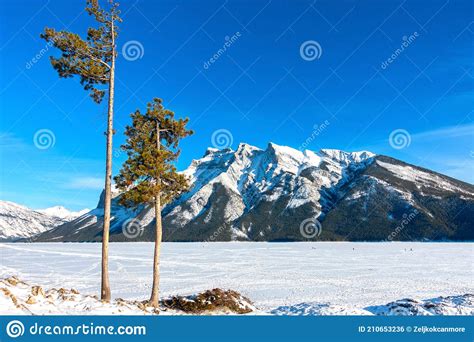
[0,242,473,315]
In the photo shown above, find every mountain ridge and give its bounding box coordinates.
[7,142,474,242]
[0,201,89,241]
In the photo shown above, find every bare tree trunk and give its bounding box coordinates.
[149,194,162,307]
[149,124,162,308]
[101,21,115,302]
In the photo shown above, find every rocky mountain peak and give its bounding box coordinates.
[20,142,473,243]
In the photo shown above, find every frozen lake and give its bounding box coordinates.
[1,242,473,313]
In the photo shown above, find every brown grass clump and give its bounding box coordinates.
[1,287,26,310]
[4,276,26,287]
[162,288,254,314]
[31,286,45,297]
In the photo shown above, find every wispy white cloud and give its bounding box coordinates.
[411,123,474,140]
[0,132,27,150]
[65,177,104,190]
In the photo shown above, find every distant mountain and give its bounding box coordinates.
[0,201,89,241]
[28,142,474,242]
[36,206,89,221]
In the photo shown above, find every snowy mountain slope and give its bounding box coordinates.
[30,142,474,242]
[0,201,89,241]
[323,155,474,241]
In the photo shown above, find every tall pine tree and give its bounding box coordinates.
[41,0,121,301]
[115,98,193,308]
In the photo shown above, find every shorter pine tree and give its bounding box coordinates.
[115,98,193,308]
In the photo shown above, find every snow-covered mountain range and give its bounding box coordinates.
[12,142,474,242]
[0,201,88,241]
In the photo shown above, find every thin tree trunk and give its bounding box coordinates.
[149,194,162,307]
[149,124,162,308]
[101,21,115,302]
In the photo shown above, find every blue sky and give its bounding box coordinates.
[0,0,473,210]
